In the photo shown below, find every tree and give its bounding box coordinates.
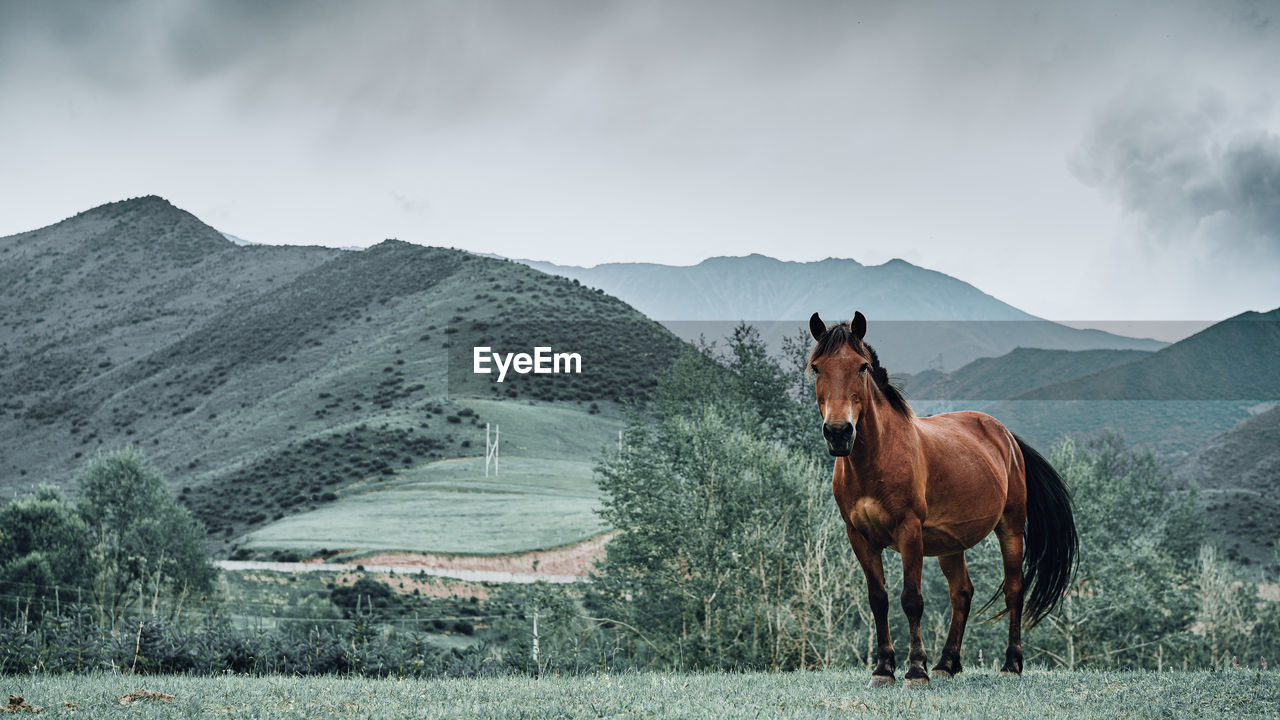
[75,446,217,627]
[1032,435,1200,669]
[0,486,95,620]
[590,330,867,670]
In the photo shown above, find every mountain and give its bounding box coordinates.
[979,308,1280,457]
[903,348,1152,402]
[0,197,687,547]
[1172,406,1280,568]
[1015,308,1280,401]
[520,255,1166,372]
[525,254,1036,321]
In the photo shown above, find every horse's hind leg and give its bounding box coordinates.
[995,519,1026,675]
[845,523,896,687]
[932,552,974,678]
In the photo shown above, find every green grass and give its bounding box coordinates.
[240,456,605,555]
[5,669,1277,718]
[237,400,621,556]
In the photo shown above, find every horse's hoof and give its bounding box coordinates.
[867,675,895,688]
[903,676,930,687]
[999,670,1022,677]
[931,668,953,679]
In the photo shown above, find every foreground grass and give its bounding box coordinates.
[4,668,1277,719]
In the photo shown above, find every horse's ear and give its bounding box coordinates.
[851,311,867,340]
[809,312,826,341]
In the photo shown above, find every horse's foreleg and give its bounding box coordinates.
[896,516,929,685]
[933,552,973,678]
[845,524,895,687]
[996,522,1026,675]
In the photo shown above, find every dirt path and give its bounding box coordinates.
[216,559,583,584]
[220,534,612,584]
[355,534,612,577]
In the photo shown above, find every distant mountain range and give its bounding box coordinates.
[904,348,1152,402]
[899,306,1280,459]
[520,255,1167,372]
[1015,308,1280,401]
[0,197,685,544]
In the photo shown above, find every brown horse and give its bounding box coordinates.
[808,311,1077,687]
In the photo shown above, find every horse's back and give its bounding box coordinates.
[913,411,1022,554]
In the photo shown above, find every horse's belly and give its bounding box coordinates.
[921,515,1000,556]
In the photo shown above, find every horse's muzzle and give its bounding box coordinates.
[823,422,855,456]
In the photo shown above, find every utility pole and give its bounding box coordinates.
[486,423,499,476]
[532,610,540,677]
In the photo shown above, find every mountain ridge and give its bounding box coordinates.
[1015,308,1280,401]
[517,254,1166,372]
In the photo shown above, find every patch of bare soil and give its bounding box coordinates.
[361,533,613,578]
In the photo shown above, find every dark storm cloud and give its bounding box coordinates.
[1072,88,1280,258]
[0,0,869,128]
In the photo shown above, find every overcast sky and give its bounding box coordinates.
[1,0,1278,323]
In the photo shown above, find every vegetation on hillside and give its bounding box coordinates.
[1,197,685,544]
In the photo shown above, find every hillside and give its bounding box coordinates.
[904,347,1151,402]
[0,197,688,549]
[522,255,1166,372]
[1173,405,1280,567]
[1016,308,1280,401]
[978,309,1280,457]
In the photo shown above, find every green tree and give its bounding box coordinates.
[1033,435,1200,669]
[75,446,217,628]
[591,329,866,670]
[0,486,95,620]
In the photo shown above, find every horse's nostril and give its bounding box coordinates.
[823,422,853,442]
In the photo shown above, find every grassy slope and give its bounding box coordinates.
[240,399,624,555]
[1017,308,1280,401]
[0,197,687,554]
[7,669,1278,719]
[972,310,1280,457]
[241,455,607,555]
[903,347,1152,402]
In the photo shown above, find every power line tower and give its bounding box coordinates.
[485,423,499,476]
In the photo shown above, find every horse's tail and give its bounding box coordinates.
[1016,434,1078,628]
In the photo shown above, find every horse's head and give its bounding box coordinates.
[808,310,878,456]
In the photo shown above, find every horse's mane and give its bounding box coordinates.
[809,323,912,417]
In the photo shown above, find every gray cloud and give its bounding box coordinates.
[1073,87,1280,259]
[2,1,1280,322]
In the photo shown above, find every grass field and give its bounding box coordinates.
[5,669,1276,719]
[238,400,620,557]
[240,456,605,555]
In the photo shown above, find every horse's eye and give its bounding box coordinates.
[810,365,820,375]
[859,363,869,374]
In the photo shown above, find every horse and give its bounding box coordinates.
[807,311,1077,687]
